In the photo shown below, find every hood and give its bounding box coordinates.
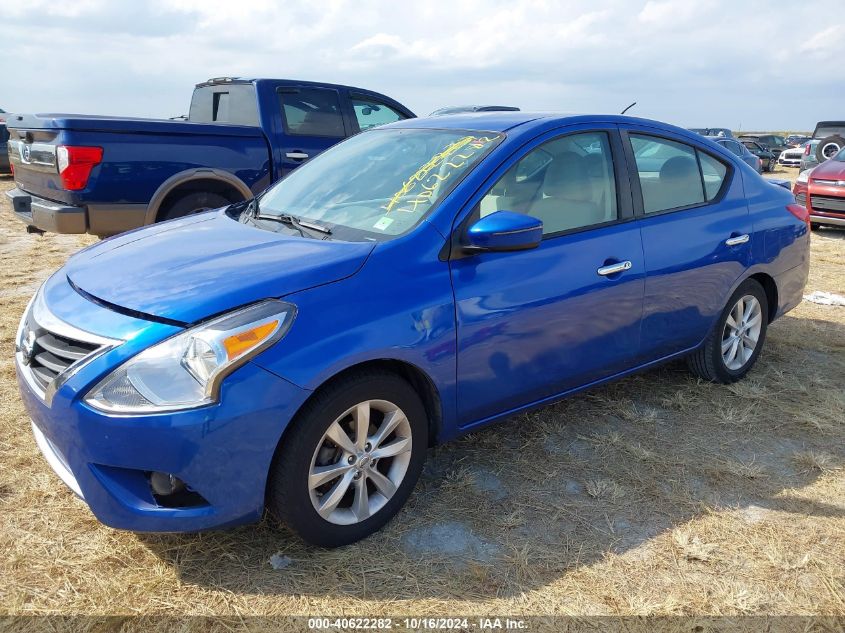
[64,211,374,324]
[810,159,845,180]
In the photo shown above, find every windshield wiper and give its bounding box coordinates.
[254,212,333,239]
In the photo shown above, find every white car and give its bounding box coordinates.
[778,142,807,167]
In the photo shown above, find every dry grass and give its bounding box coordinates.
[0,175,843,622]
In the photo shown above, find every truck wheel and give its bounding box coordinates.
[815,135,845,162]
[160,192,230,221]
[686,279,768,384]
[266,370,428,547]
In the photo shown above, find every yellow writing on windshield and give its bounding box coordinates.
[385,135,497,214]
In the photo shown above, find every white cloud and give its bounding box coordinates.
[0,0,842,129]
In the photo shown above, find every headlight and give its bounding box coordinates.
[85,300,296,414]
[796,169,812,184]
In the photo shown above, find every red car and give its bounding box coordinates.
[793,152,845,229]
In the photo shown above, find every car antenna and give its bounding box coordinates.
[621,101,637,115]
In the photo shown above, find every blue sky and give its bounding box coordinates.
[1,0,842,131]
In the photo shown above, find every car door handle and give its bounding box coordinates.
[285,151,309,160]
[725,234,750,246]
[597,260,632,276]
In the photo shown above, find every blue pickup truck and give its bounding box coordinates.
[5,78,414,237]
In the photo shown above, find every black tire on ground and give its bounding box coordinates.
[768,158,776,172]
[810,222,820,231]
[686,278,769,384]
[159,192,231,221]
[266,370,428,547]
[815,135,845,162]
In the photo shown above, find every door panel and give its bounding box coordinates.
[624,128,752,362]
[451,224,645,425]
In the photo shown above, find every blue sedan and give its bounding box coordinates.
[15,113,810,546]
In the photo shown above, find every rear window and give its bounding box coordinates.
[279,87,346,138]
[188,84,259,126]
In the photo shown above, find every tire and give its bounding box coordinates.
[266,370,428,547]
[686,279,768,384]
[815,135,845,162]
[767,158,776,172]
[159,192,230,221]
[810,222,820,231]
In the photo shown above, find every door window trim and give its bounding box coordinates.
[620,129,734,219]
[277,86,348,139]
[447,125,635,260]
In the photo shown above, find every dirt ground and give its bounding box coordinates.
[0,169,842,626]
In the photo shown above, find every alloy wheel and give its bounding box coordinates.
[721,295,763,370]
[308,399,412,525]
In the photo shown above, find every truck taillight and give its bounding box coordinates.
[56,146,103,190]
[786,203,810,227]
[804,144,811,156]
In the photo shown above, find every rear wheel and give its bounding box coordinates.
[687,279,768,383]
[767,158,776,172]
[160,192,230,221]
[266,371,428,547]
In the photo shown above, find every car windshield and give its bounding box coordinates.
[256,128,503,241]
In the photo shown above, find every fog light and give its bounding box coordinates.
[148,472,208,508]
[149,471,186,496]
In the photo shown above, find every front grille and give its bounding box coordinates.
[810,195,845,213]
[25,328,100,392]
[16,290,117,404]
[795,192,807,206]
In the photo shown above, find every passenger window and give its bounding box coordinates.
[697,151,727,200]
[478,132,618,235]
[279,88,346,137]
[630,135,705,213]
[351,96,405,130]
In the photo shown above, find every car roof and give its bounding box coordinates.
[389,112,699,135]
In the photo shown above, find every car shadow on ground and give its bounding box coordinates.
[137,314,844,600]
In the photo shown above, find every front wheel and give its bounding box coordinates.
[266,371,428,547]
[768,158,776,172]
[687,279,768,383]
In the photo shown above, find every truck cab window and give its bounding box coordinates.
[351,96,406,131]
[279,88,346,138]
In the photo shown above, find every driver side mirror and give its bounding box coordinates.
[464,211,543,252]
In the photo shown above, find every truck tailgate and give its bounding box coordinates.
[6,113,266,206]
[6,126,68,203]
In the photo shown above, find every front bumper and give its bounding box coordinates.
[6,186,147,236]
[17,275,311,532]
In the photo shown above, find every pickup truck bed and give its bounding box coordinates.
[6,78,414,236]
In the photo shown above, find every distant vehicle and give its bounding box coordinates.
[778,142,809,168]
[810,121,845,163]
[800,140,822,172]
[15,112,810,546]
[740,140,777,172]
[0,108,9,174]
[793,147,845,229]
[688,127,734,138]
[737,134,787,160]
[785,134,810,147]
[430,105,520,116]
[708,136,765,172]
[6,78,415,237]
